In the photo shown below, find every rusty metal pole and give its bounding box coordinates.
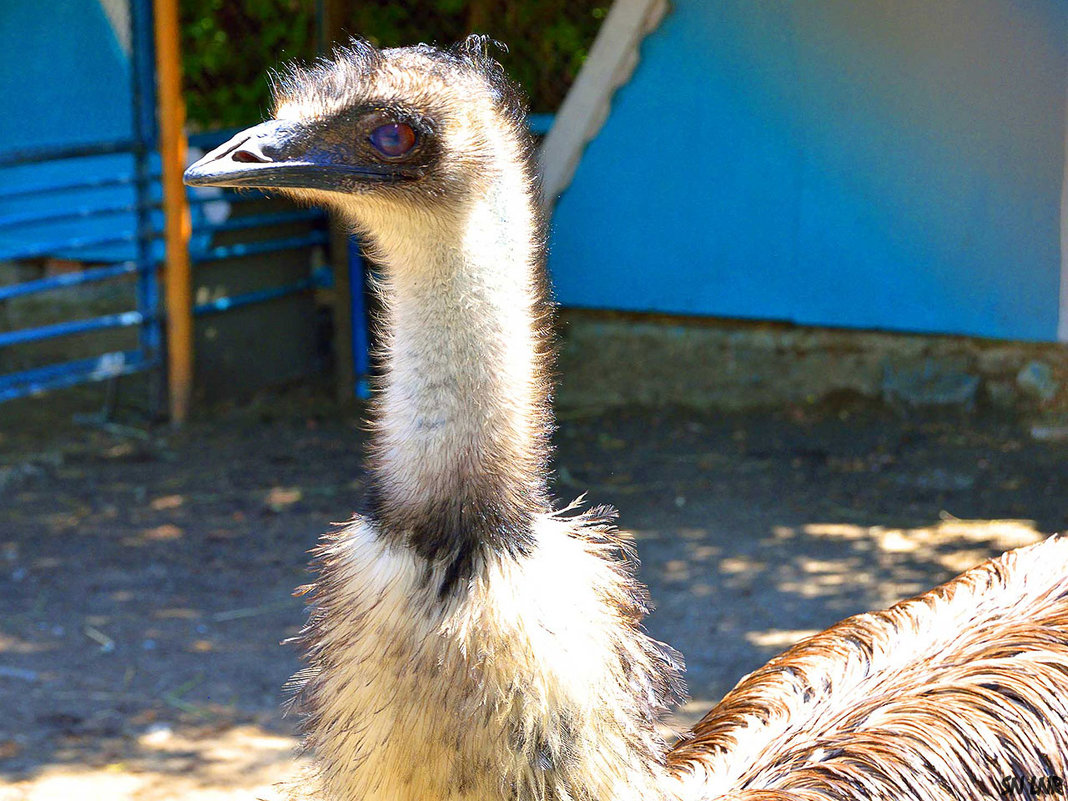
[153,0,193,424]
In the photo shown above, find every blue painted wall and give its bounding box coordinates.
[0,0,132,151]
[549,0,1067,341]
[0,1,169,264]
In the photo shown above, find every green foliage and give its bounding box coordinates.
[180,0,610,129]
[181,0,317,129]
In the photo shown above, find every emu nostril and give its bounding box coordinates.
[232,148,270,164]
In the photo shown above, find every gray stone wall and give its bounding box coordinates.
[555,310,1067,415]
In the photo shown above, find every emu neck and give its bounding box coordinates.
[361,170,549,579]
[305,148,681,801]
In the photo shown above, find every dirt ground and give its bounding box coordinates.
[0,387,1065,800]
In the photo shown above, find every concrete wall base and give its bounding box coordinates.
[555,310,1068,414]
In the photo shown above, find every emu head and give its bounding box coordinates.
[184,36,532,228]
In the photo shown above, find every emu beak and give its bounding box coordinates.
[183,119,407,191]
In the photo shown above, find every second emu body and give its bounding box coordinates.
[186,38,1068,801]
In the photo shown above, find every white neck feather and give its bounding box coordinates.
[365,171,546,510]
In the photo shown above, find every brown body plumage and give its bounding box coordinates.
[185,38,1068,801]
[669,537,1068,799]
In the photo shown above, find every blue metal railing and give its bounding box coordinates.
[0,312,148,350]
[0,0,162,405]
[0,0,340,408]
[0,145,332,400]
[0,139,146,168]
[0,171,156,203]
[194,266,332,316]
[0,349,153,403]
[0,200,150,231]
[0,261,143,302]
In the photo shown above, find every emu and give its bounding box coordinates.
[185,37,1068,801]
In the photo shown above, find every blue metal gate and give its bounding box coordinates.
[0,0,162,402]
[0,0,334,408]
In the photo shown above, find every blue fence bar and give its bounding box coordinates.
[0,261,142,302]
[0,231,144,262]
[0,350,153,403]
[0,200,148,231]
[0,209,319,262]
[0,205,321,244]
[0,227,327,300]
[129,0,160,366]
[0,311,147,349]
[0,171,157,202]
[0,139,144,168]
[347,237,372,399]
[0,183,265,210]
[193,267,332,316]
[194,232,329,263]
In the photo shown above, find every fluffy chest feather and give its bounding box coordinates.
[292,514,680,801]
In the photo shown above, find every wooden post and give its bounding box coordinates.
[153,0,193,424]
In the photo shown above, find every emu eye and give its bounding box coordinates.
[369,123,417,157]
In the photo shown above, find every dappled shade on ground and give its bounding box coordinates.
[0,392,1064,799]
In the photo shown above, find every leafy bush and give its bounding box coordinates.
[181,0,609,130]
